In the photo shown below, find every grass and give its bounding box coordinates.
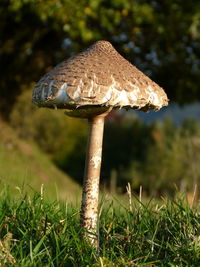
[0,120,81,201]
[0,186,199,266]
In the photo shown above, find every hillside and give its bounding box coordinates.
[0,120,81,201]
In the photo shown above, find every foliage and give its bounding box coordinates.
[1,0,200,118]
[102,113,152,188]
[0,189,199,266]
[107,117,200,197]
[102,115,200,197]
[142,119,200,197]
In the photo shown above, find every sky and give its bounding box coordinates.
[133,102,200,125]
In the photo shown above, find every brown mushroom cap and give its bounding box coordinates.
[32,40,168,117]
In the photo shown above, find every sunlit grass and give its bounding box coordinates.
[0,186,199,266]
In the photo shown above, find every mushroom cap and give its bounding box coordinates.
[32,41,168,117]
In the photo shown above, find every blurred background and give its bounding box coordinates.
[0,0,200,201]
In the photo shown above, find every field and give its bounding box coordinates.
[0,187,199,267]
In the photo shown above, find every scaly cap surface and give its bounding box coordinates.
[33,41,168,116]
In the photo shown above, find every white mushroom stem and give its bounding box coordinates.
[80,112,108,246]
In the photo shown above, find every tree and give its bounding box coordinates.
[1,0,200,119]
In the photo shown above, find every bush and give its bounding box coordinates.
[103,117,200,198]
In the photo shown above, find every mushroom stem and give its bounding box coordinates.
[80,112,107,246]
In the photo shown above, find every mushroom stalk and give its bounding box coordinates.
[80,113,107,245]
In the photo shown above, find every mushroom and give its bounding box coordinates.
[32,40,168,246]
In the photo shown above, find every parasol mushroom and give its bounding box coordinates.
[32,40,168,246]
